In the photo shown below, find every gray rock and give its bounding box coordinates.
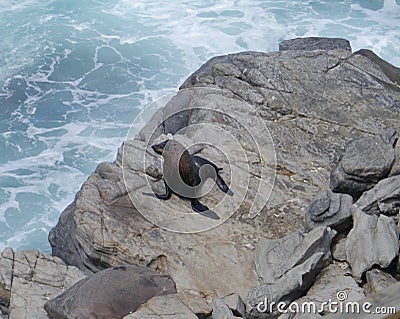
[301,262,364,314]
[49,37,400,302]
[254,226,334,283]
[279,37,351,52]
[364,269,398,296]
[354,175,400,216]
[211,299,234,319]
[355,49,400,86]
[0,248,13,309]
[332,237,347,262]
[44,264,176,319]
[389,131,400,176]
[345,209,399,282]
[304,190,353,232]
[177,292,211,317]
[0,304,9,319]
[123,294,198,319]
[222,293,246,317]
[247,227,335,318]
[330,130,397,199]
[323,282,400,319]
[0,248,85,319]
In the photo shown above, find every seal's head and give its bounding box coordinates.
[151,139,168,155]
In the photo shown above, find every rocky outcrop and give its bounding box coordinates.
[345,209,399,282]
[0,248,85,319]
[43,37,400,318]
[49,36,400,288]
[44,264,176,319]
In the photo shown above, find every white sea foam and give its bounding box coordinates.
[0,0,399,251]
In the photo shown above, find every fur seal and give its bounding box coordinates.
[151,139,233,219]
[44,264,176,319]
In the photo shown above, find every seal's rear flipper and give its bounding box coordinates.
[193,155,233,196]
[191,199,220,220]
[216,175,234,196]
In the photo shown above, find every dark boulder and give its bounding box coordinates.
[330,129,397,199]
[44,265,176,319]
[304,190,353,232]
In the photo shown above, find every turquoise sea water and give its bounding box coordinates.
[0,0,399,252]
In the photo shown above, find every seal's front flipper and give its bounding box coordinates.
[155,180,172,200]
[216,174,234,196]
[191,199,220,220]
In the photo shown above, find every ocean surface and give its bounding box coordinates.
[0,0,399,252]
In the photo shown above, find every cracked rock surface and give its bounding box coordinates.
[247,226,335,318]
[293,262,365,315]
[0,248,85,319]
